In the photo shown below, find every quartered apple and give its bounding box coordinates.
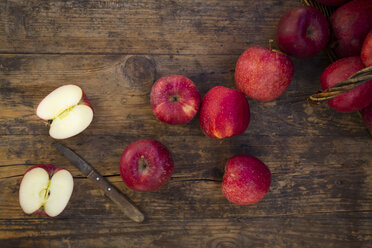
[19,165,74,217]
[36,84,94,139]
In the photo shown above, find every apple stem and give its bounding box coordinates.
[309,65,372,103]
[268,40,284,54]
[138,155,148,172]
[169,95,179,102]
[268,39,274,51]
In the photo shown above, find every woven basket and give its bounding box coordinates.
[300,0,372,104]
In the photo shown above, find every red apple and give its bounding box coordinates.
[276,6,330,58]
[119,139,174,192]
[150,75,201,125]
[222,155,271,205]
[330,0,372,58]
[199,86,250,139]
[235,46,294,102]
[361,104,372,134]
[19,165,74,217]
[36,84,94,139]
[320,56,372,112]
[314,0,350,6]
[361,30,372,67]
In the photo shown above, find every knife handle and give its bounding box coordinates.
[87,170,144,223]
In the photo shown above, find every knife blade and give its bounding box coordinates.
[52,142,144,223]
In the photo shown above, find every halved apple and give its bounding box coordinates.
[19,165,74,217]
[36,84,94,139]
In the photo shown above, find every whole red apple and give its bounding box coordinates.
[361,30,372,67]
[361,104,372,134]
[320,56,372,112]
[199,86,250,139]
[119,139,174,192]
[235,46,294,102]
[150,75,201,125]
[315,0,350,6]
[222,155,271,205]
[276,6,330,58]
[331,0,372,58]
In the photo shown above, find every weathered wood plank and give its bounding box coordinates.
[0,135,370,220]
[0,54,369,138]
[0,213,371,247]
[0,0,299,54]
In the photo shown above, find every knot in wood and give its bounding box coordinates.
[122,55,156,91]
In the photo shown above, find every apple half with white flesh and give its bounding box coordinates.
[36,84,94,139]
[19,165,74,217]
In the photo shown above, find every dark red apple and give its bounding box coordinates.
[119,139,174,192]
[235,46,294,102]
[361,30,372,67]
[222,155,271,205]
[320,56,372,112]
[330,0,372,58]
[199,86,250,139]
[361,104,372,134]
[150,75,201,125]
[276,6,330,58]
[315,0,350,6]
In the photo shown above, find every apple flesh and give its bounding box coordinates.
[36,84,94,139]
[19,165,74,217]
[119,139,174,192]
[150,75,201,125]
[361,104,372,134]
[330,0,372,58]
[320,56,372,112]
[235,46,294,102]
[199,86,250,139]
[361,30,372,67]
[276,6,330,58]
[222,155,271,205]
[314,0,350,6]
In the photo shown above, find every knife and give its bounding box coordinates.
[52,142,144,223]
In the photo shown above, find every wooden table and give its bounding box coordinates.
[0,0,371,247]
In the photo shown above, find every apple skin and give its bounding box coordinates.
[23,164,59,174]
[320,56,372,112]
[222,155,271,205]
[119,139,174,192]
[19,164,66,217]
[235,46,294,102]
[199,86,250,139]
[150,75,201,125]
[330,0,372,58]
[315,0,350,6]
[361,30,372,67]
[361,104,372,134]
[276,6,330,58]
[81,91,94,113]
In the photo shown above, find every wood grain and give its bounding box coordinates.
[0,0,371,247]
[0,0,299,55]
